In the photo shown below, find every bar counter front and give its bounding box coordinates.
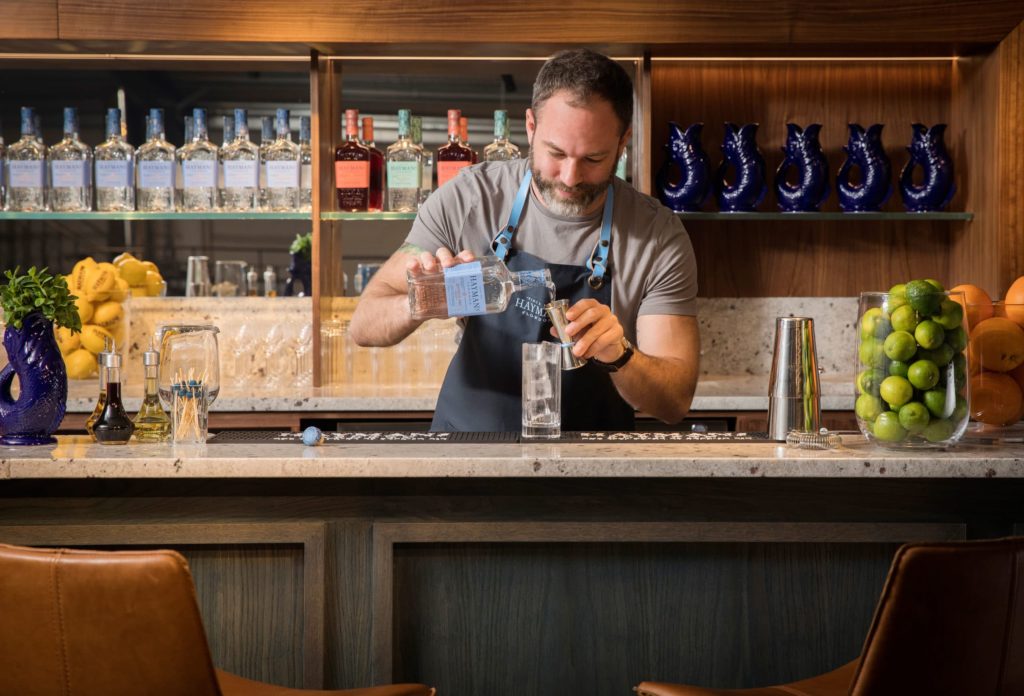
[1,434,1022,695]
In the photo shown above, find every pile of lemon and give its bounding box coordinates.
[56,253,165,380]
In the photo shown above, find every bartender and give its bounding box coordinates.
[350,49,699,432]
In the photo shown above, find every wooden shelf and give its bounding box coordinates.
[676,212,973,221]
[0,211,312,221]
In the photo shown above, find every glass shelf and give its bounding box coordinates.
[0,211,312,221]
[320,212,418,221]
[675,211,973,221]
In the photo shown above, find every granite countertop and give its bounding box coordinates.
[64,373,857,413]
[2,434,1022,479]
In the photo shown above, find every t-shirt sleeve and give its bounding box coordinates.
[638,212,698,316]
[402,172,474,255]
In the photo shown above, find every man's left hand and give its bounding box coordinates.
[550,298,626,363]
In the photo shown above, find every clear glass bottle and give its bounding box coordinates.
[217,113,234,193]
[133,344,171,442]
[264,107,301,211]
[459,116,478,164]
[85,357,108,440]
[92,348,135,445]
[48,107,93,212]
[407,256,555,320]
[411,115,432,205]
[299,115,313,212]
[264,265,278,297]
[258,115,274,210]
[435,109,473,190]
[386,108,422,213]
[219,107,259,212]
[246,266,259,296]
[136,108,177,212]
[334,108,370,211]
[4,106,48,212]
[362,116,385,212]
[177,107,218,211]
[175,114,194,208]
[94,108,135,211]
[483,109,521,162]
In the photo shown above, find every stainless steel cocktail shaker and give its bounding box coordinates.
[767,316,821,441]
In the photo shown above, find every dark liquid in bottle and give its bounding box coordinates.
[92,382,135,444]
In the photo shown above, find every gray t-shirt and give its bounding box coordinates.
[405,158,698,342]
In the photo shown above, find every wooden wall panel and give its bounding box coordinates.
[651,61,954,296]
[0,1,57,39]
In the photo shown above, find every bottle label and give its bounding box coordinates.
[138,161,175,189]
[183,160,217,188]
[334,160,369,189]
[96,160,133,188]
[8,160,45,188]
[387,161,420,190]
[301,163,312,189]
[266,160,300,189]
[436,160,470,188]
[51,160,89,188]
[444,261,486,316]
[223,160,259,189]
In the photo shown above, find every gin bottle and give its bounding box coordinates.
[334,109,370,211]
[361,116,385,212]
[407,256,554,320]
[4,107,48,211]
[258,115,274,209]
[299,115,313,211]
[136,108,176,212]
[94,108,135,212]
[49,107,93,212]
[263,107,301,211]
[217,113,234,193]
[175,114,194,207]
[386,109,422,213]
[177,107,218,211]
[459,116,478,164]
[411,115,432,205]
[219,107,259,212]
[435,109,473,189]
[483,110,521,162]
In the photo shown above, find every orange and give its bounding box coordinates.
[1002,275,1024,326]
[1009,362,1024,422]
[970,317,1024,372]
[949,284,993,331]
[970,371,1023,426]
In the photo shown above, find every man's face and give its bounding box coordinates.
[526,90,630,217]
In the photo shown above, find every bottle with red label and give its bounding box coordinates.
[435,109,474,189]
[459,116,478,164]
[334,109,370,211]
[361,116,385,212]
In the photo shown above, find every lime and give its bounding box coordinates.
[924,278,945,292]
[859,308,891,340]
[855,393,885,422]
[918,343,954,368]
[857,369,884,395]
[951,353,967,389]
[922,418,954,443]
[886,284,908,312]
[883,331,917,362]
[907,359,940,390]
[888,360,910,378]
[880,375,914,408]
[898,401,931,433]
[873,411,908,442]
[859,338,886,368]
[905,279,942,316]
[933,299,964,330]
[890,304,920,333]
[952,395,968,421]
[945,326,968,352]
[923,389,952,418]
[914,319,945,350]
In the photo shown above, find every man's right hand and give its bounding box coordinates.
[406,248,478,277]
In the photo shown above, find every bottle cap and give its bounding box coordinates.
[99,338,122,369]
[143,339,160,367]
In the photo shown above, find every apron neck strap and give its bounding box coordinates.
[491,170,534,262]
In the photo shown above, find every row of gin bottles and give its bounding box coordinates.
[0,106,312,213]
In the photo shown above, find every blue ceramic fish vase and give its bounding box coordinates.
[899,123,955,212]
[0,311,68,445]
[774,123,830,212]
[714,123,767,212]
[657,121,711,212]
[837,123,892,212]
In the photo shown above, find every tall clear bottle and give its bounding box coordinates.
[219,107,259,211]
[94,108,135,212]
[411,115,432,205]
[136,108,176,212]
[334,109,370,212]
[299,116,313,212]
[483,110,521,162]
[133,344,171,442]
[258,116,274,210]
[386,109,422,213]
[4,107,48,212]
[49,107,93,212]
[407,256,554,320]
[175,115,194,208]
[362,116,385,213]
[435,109,473,190]
[177,107,218,211]
[264,107,301,211]
[217,113,235,193]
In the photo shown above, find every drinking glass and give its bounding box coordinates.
[156,325,221,408]
[186,256,211,297]
[522,341,561,439]
[213,260,247,297]
[171,384,208,444]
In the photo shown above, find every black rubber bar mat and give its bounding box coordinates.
[207,430,770,444]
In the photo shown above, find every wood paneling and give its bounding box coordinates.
[0,1,57,39]
[651,61,955,296]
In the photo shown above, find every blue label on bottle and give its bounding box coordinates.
[444,261,486,316]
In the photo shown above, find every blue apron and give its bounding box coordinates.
[431,171,636,432]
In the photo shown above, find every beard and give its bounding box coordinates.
[529,151,615,217]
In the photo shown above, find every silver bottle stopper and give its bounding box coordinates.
[545,299,587,370]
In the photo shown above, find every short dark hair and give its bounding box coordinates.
[532,49,633,135]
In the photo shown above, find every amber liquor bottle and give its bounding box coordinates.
[459,116,478,164]
[334,109,370,211]
[361,116,385,212]
[435,109,473,189]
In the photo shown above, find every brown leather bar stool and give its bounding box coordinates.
[0,543,435,696]
[636,536,1024,696]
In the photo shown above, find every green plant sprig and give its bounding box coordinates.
[0,266,82,332]
[289,231,313,259]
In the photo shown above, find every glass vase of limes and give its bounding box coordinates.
[856,280,970,448]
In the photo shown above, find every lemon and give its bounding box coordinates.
[141,261,159,274]
[129,286,149,298]
[83,265,116,301]
[54,326,81,355]
[118,258,148,285]
[80,324,114,355]
[108,276,129,302]
[92,301,124,331]
[70,257,97,293]
[75,296,94,324]
[144,270,165,297]
[64,348,97,380]
[112,251,137,266]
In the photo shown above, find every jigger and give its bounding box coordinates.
[545,299,587,370]
[767,316,821,441]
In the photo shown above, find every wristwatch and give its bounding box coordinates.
[592,337,635,372]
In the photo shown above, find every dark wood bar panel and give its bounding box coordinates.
[0,1,57,39]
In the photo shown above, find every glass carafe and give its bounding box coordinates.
[156,325,221,408]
